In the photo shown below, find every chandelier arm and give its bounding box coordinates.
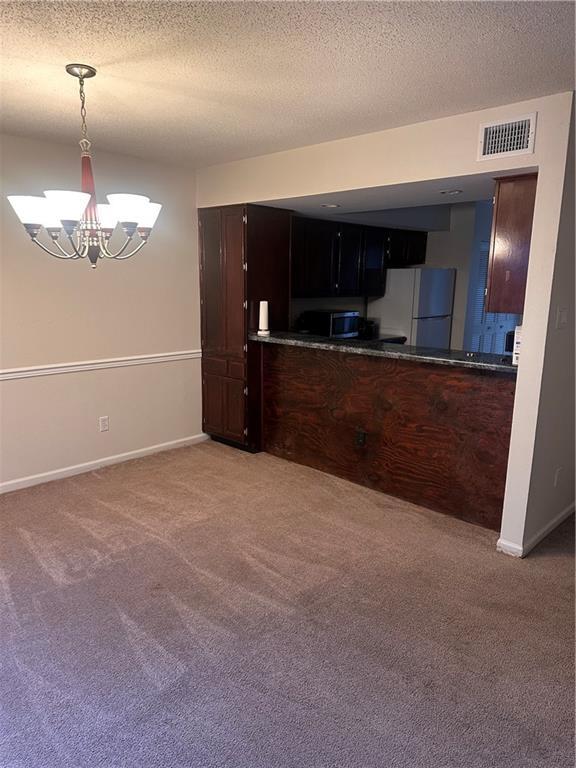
[102,235,138,259]
[97,235,116,259]
[52,238,84,259]
[31,238,78,260]
[65,231,85,258]
[106,239,147,260]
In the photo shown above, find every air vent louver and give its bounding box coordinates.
[478,113,536,160]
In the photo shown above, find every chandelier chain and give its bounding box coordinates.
[78,77,89,141]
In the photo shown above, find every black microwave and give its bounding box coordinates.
[297,310,360,339]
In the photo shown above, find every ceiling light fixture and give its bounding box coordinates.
[7,64,162,268]
[439,189,463,196]
[320,203,341,208]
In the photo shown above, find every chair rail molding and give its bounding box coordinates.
[0,349,202,381]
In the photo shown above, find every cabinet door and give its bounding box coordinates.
[290,217,308,298]
[202,371,247,445]
[384,229,427,268]
[199,208,225,355]
[405,230,427,266]
[336,224,363,296]
[221,207,246,359]
[384,229,408,267]
[202,371,226,436]
[362,227,386,297]
[486,174,537,314]
[224,378,247,443]
[291,218,337,297]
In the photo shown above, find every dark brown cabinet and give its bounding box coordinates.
[199,203,291,449]
[292,218,364,298]
[362,226,386,296]
[385,228,428,268]
[486,174,537,314]
[291,217,337,297]
[291,216,427,298]
[336,224,364,296]
[201,372,246,445]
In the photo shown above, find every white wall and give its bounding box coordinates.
[516,106,575,552]
[0,134,203,490]
[197,91,574,554]
[425,203,477,349]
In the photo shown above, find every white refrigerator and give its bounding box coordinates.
[369,267,456,349]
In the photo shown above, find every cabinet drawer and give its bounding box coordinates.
[202,356,246,380]
[203,357,228,376]
[227,359,246,380]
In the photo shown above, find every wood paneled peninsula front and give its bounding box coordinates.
[250,333,517,530]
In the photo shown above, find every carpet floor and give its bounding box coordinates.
[0,440,573,768]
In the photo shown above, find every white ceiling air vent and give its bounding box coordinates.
[477,113,536,160]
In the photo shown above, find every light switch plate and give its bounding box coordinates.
[555,306,568,330]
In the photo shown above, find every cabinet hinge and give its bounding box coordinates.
[243,300,247,310]
[484,288,488,296]
[242,214,247,224]
[243,427,248,437]
[243,262,248,271]
[244,386,248,396]
[243,343,248,352]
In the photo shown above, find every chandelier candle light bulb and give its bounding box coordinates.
[6,64,162,267]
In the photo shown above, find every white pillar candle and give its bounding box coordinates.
[258,300,270,336]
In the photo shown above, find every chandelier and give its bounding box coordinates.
[7,64,162,268]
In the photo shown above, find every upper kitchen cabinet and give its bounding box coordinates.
[385,228,428,268]
[199,203,291,449]
[363,226,387,297]
[291,217,384,298]
[335,223,364,296]
[291,217,338,297]
[291,216,427,298]
[485,174,537,314]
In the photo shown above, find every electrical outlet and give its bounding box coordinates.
[553,467,563,488]
[99,415,109,433]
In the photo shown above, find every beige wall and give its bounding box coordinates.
[0,134,202,488]
[197,91,574,554]
[521,106,575,549]
[425,203,476,349]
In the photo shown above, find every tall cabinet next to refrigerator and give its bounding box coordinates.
[369,267,456,349]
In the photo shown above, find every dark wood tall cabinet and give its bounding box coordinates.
[199,204,291,450]
[486,174,537,314]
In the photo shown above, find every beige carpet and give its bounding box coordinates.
[0,440,573,768]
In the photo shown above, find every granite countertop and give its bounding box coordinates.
[249,331,517,374]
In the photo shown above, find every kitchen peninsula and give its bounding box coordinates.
[249,332,516,530]
[199,175,533,532]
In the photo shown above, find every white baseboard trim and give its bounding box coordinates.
[496,538,524,558]
[0,350,202,381]
[0,433,209,494]
[497,501,575,558]
[521,502,575,557]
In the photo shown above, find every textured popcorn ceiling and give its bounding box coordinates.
[1,1,574,168]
